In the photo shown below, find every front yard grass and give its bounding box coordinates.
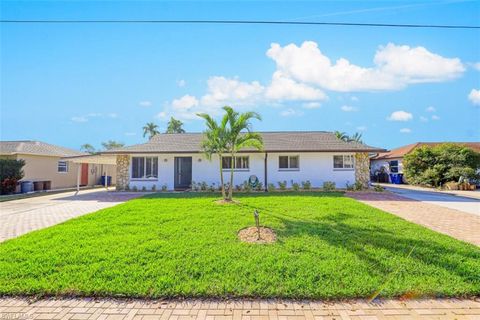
[0,192,478,299]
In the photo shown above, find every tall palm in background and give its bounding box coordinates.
[197,113,228,199]
[223,106,263,201]
[80,143,96,154]
[349,132,363,143]
[166,117,185,133]
[143,122,160,139]
[334,131,348,142]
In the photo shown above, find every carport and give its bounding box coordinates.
[62,154,117,192]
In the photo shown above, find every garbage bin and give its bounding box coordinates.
[397,173,404,184]
[101,175,112,186]
[21,181,34,193]
[389,173,400,184]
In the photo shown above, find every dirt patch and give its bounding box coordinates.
[215,199,240,205]
[238,227,276,244]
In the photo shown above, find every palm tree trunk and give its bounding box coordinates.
[219,155,226,199]
[228,152,234,200]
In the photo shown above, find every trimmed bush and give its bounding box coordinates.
[301,180,312,190]
[323,181,336,192]
[0,159,25,195]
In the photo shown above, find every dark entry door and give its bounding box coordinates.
[174,157,192,190]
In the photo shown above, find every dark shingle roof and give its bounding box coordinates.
[0,140,85,157]
[103,132,385,154]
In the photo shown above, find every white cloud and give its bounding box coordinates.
[426,106,436,112]
[351,96,359,101]
[266,41,464,92]
[172,95,199,111]
[356,126,367,131]
[387,110,413,121]
[265,71,327,101]
[177,79,186,87]
[468,89,480,105]
[71,116,88,123]
[200,76,264,107]
[420,116,429,122]
[303,102,322,109]
[280,108,304,117]
[340,105,358,112]
[400,128,412,133]
[431,115,440,120]
[139,101,152,107]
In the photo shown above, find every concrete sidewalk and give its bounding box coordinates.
[376,183,480,200]
[1,297,479,320]
[0,189,143,242]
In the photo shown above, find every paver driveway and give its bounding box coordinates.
[0,189,143,242]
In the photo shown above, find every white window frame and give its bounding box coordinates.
[57,161,69,173]
[333,155,354,170]
[131,156,159,180]
[221,156,250,171]
[278,155,300,171]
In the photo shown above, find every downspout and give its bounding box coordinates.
[264,152,268,192]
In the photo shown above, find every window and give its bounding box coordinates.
[132,157,158,179]
[279,156,299,170]
[389,160,399,173]
[57,161,68,173]
[221,156,249,170]
[333,155,354,169]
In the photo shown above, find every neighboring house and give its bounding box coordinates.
[102,131,384,191]
[0,140,116,191]
[370,142,480,183]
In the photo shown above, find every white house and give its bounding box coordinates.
[103,131,384,191]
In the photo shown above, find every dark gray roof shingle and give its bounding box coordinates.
[0,140,85,157]
[103,132,384,154]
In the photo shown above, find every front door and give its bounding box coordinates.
[174,157,192,190]
[80,163,89,186]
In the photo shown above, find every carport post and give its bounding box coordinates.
[104,166,108,190]
[76,165,81,195]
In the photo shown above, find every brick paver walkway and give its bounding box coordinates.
[347,191,480,246]
[0,189,143,242]
[1,297,479,320]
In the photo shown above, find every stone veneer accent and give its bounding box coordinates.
[116,155,130,191]
[354,152,370,188]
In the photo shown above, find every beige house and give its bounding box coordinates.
[0,140,116,191]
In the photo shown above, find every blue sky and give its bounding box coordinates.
[1,0,479,151]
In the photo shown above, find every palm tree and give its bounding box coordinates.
[349,132,363,143]
[334,131,348,142]
[143,122,160,139]
[223,106,263,201]
[197,113,228,199]
[166,117,185,133]
[80,143,96,154]
[101,140,124,150]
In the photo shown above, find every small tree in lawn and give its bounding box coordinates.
[223,106,263,201]
[197,112,228,199]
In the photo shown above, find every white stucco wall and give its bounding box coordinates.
[128,152,357,190]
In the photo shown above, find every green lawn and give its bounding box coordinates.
[0,192,479,299]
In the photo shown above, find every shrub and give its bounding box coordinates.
[444,181,459,190]
[125,184,130,191]
[209,183,216,192]
[255,182,263,192]
[291,181,300,191]
[345,182,354,191]
[161,184,168,192]
[373,184,384,192]
[323,181,336,192]
[353,181,364,191]
[278,180,287,191]
[151,184,157,192]
[132,186,138,192]
[235,184,242,192]
[404,143,480,187]
[242,181,252,193]
[0,159,25,195]
[200,181,208,191]
[141,186,147,192]
[267,183,276,192]
[301,180,311,190]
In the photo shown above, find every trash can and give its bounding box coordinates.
[101,176,112,186]
[389,173,399,184]
[33,181,44,191]
[21,181,34,193]
[397,173,404,184]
